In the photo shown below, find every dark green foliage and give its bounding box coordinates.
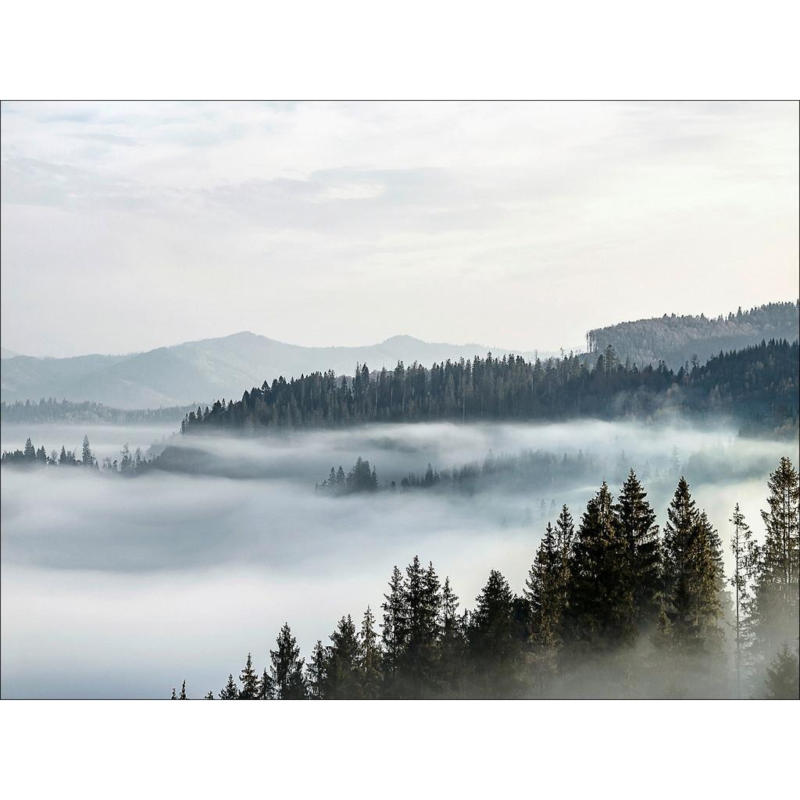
[238,652,259,699]
[661,478,725,654]
[750,457,800,662]
[269,623,307,699]
[316,457,378,495]
[525,523,563,651]
[729,503,759,695]
[0,398,194,425]
[615,470,661,629]
[762,644,800,699]
[219,674,238,700]
[357,607,383,699]
[306,641,327,700]
[179,680,187,700]
[181,340,799,437]
[586,300,799,370]
[565,483,635,649]
[468,570,519,696]
[325,615,361,699]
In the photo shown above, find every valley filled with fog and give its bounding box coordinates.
[1,417,791,698]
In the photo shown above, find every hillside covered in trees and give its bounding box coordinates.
[0,398,193,425]
[172,458,799,700]
[586,300,799,369]
[181,339,799,438]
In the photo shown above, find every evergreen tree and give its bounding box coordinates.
[762,644,800,699]
[81,435,93,467]
[566,483,634,649]
[357,606,383,699]
[204,691,214,699]
[728,503,758,696]
[661,478,724,654]
[219,674,238,700]
[751,457,800,662]
[325,615,360,699]
[306,641,328,700]
[23,438,35,460]
[258,668,274,700]
[524,523,563,651]
[269,623,307,699]
[179,680,187,700]
[381,565,407,694]
[438,577,465,694]
[238,652,260,699]
[468,569,518,696]
[615,470,662,629]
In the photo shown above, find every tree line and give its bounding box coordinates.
[586,300,799,370]
[0,398,194,425]
[1,435,152,474]
[172,457,799,699]
[180,339,798,437]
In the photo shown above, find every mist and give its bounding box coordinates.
[0,417,793,698]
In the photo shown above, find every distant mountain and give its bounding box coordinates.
[586,301,799,370]
[1,347,21,359]
[0,332,549,409]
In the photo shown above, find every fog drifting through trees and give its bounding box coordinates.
[1,417,793,698]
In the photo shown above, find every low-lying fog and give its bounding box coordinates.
[1,418,793,698]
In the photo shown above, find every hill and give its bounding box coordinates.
[0,332,546,409]
[586,300,799,369]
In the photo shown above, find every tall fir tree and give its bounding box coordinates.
[381,565,407,695]
[357,606,383,699]
[565,483,634,649]
[269,623,307,699]
[751,457,800,663]
[306,641,328,700]
[325,615,361,699]
[219,674,238,700]
[615,470,662,629]
[728,503,759,696]
[524,523,563,651]
[238,652,260,699]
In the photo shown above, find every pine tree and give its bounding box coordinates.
[269,623,307,699]
[751,457,800,662]
[468,569,518,696]
[81,435,93,467]
[306,641,328,700]
[179,680,187,700]
[23,438,35,460]
[219,674,238,699]
[762,644,800,699]
[438,577,465,694]
[615,470,662,629]
[728,503,758,696]
[238,652,259,699]
[661,478,724,654]
[566,483,634,649]
[381,565,407,694]
[524,523,563,651]
[326,615,361,699]
[204,691,214,699]
[258,668,273,699]
[358,606,383,699]
[170,687,176,700]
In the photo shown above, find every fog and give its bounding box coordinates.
[0,418,793,698]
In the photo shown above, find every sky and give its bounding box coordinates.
[1,101,797,358]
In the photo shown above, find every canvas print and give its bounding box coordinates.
[1,100,797,700]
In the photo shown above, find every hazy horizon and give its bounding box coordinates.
[2,101,798,358]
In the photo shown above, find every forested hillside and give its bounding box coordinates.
[586,301,799,369]
[181,339,799,437]
[0,398,194,425]
[171,458,800,699]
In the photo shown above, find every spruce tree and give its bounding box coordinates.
[468,569,518,696]
[219,674,238,699]
[729,504,758,696]
[566,483,634,649]
[762,644,800,699]
[306,641,328,700]
[258,668,274,699]
[751,457,799,662]
[238,652,259,699]
[615,470,662,629]
[358,606,383,699]
[81,435,93,467]
[438,577,465,695]
[661,478,724,654]
[381,565,407,694]
[269,623,307,699]
[325,615,361,699]
[524,523,563,651]
[179,680,187,700]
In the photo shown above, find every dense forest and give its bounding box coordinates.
[586,300,799,369]
[172,458,799,700]
[180,339,799,437]
[0,398,194,425]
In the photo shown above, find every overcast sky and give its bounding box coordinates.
[1,101,797,358]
